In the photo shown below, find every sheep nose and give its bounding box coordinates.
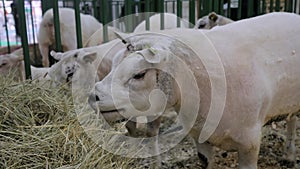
[88,93,100,104]
[95,95,100,101]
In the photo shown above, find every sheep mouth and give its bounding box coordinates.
[99,109,125,122]
[101,110,118,114]
[100,109,124,114]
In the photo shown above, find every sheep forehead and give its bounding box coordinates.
[130,34,173,47]
[0,56,8,64]
[0,54,18,65]
[113,53,145,77]
[110,33,175,71]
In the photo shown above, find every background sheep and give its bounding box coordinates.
[133,13,190,33]
[83,26,119,47]
[0,53,49,81]
[37,8,102,67]
[0,44,43,67]
[48,39,124,86]
[194,12,234,29]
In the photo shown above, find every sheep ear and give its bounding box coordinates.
[11,53,23,61]
[114,31,130,44]
[138,48,162,64]
[81,52,97,64]
[209,12,218,22]
[50,50,63,60]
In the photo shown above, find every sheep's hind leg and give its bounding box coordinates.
[195,141,215,169]
[237,134,261,169]
[283,114,297,166]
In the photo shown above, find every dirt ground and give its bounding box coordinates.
[133,115,300,169]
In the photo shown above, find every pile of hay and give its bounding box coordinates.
[0,76,135,168]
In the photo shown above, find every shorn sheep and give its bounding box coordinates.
[48,39,124,85]
[133,13,190,32]
[37,8,102,67]
[194,12,234,29]
[90,13,300,168]
[0,49,99,86]
[0,53,49,81]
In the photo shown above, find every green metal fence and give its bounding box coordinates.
[1,0,299,79]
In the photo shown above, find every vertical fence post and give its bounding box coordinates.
[208,0,213,13]
[53,0,62,52]
[100,0,108,42]
[158,0,164,30]
[189,0,195,27]
[227,0,231,18]
[202,0,208,16]
[41,0,52,15]
[238,0,242,19]
[270,0,274,12]
[298,0,300,14]
[177,0,182,27]
[219,0,224,15]
[293,0,297,12]
[29,0,38,65]
[124,0,133,32]
[275,0,281,11]
[262,0,266,13]
[74,0,82,48]
[256,0,261,15]
[17,0,31,79]
[145,0,150,30]
[92,0,99,21]
[2,0,10,53]
[287,0,293,12]
[214,0,219,13]
[247,0,254,17]
[197,0,202,18]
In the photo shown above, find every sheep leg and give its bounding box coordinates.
[237,137,260,169]
[195,141,215,169]
[146,116,162,168]
[284,114,297,162]
[125,117,138,137]
[40,44,50,67]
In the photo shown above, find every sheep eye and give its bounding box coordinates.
[133,70,146,80]
[0,62,7,67]
[198,24,206,29]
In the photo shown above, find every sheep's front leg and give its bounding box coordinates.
[284,114,297,162]
[146,116,162,168]
[125,116,162,168]
[125,117,138,137]
[40,44,49,67]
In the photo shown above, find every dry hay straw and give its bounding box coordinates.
[0,75,136,169]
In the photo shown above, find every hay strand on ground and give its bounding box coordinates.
[0,75,135,169]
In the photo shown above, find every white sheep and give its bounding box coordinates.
[0,53,49,81]
[194,12,234,29]
[48,39,124,84]
[133,13,190,33]
[37,7,102,67]
[0,47,103,85]
[83,26,119,47]
[90,12,300,168]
